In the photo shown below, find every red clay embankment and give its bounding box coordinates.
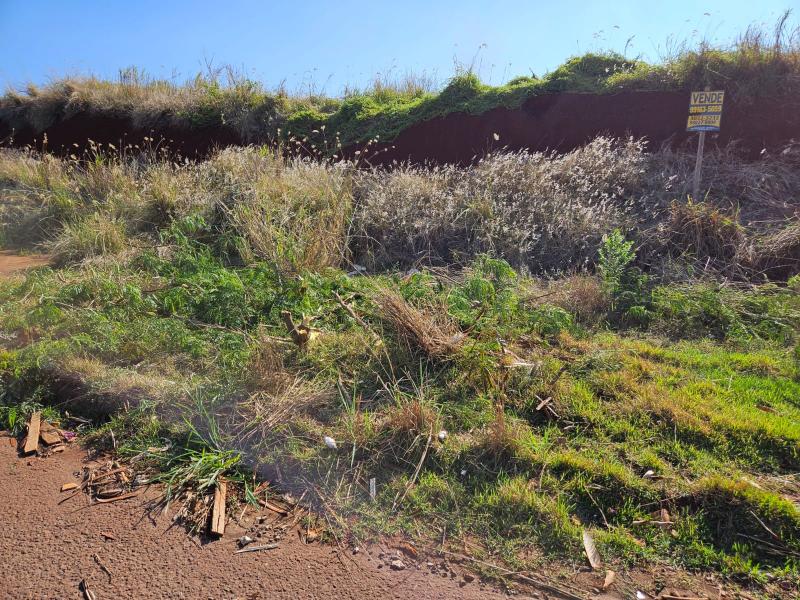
[2,90,799,163]
[361,91,800,165]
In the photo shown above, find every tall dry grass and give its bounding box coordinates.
[2,137,800,278]
[352,137,649,271]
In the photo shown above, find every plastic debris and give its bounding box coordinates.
[324,436,338,450]
[437,430,448,442]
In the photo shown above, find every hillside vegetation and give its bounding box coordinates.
[2,18,799,149]
[0,135,799,594]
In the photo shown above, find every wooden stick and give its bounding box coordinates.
[93,553,112,583]
[211,481,227,536]
[333,291,383,349]
[94,490,141,504]
[263,500,289,516]
[23,412,41,455]
[234,543,278,554]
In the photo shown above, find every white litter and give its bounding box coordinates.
[437,430,448,442]
[324,436,338,449]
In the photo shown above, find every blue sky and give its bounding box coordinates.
[0,1,795,94]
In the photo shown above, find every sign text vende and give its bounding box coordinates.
[690,90,725,105]
[687,89,724,133]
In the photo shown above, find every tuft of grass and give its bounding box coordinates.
[49,213,127,264]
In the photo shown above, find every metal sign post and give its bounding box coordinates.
[686,89,724,200]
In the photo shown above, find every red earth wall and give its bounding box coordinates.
[2,90,799,162]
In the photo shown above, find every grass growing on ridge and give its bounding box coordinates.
[2,16,799,148]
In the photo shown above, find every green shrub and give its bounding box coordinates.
[598,229,648,320]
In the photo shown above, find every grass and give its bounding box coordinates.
[2,16,799,148]
[1,133,800,595]
[1,242,799,589]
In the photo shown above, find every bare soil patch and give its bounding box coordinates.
[0,251,50,277]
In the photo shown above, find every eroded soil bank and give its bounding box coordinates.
[3,91,798,163]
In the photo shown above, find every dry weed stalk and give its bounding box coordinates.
[375,289,463,359]
[748,220,800,277]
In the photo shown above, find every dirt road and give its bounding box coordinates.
[0,437,520,599]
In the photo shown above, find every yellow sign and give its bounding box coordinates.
[687,90,724,132]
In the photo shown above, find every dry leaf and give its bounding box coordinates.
[582,529,602,570]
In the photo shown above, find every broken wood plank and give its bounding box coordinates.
[22,412,41,455]
[39,421,63,446]
[211,481,227,536]
[61,482,79,492]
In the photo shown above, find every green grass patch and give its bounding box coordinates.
[1,238,799,589]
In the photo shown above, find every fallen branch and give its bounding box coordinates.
[333,291,383,350]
